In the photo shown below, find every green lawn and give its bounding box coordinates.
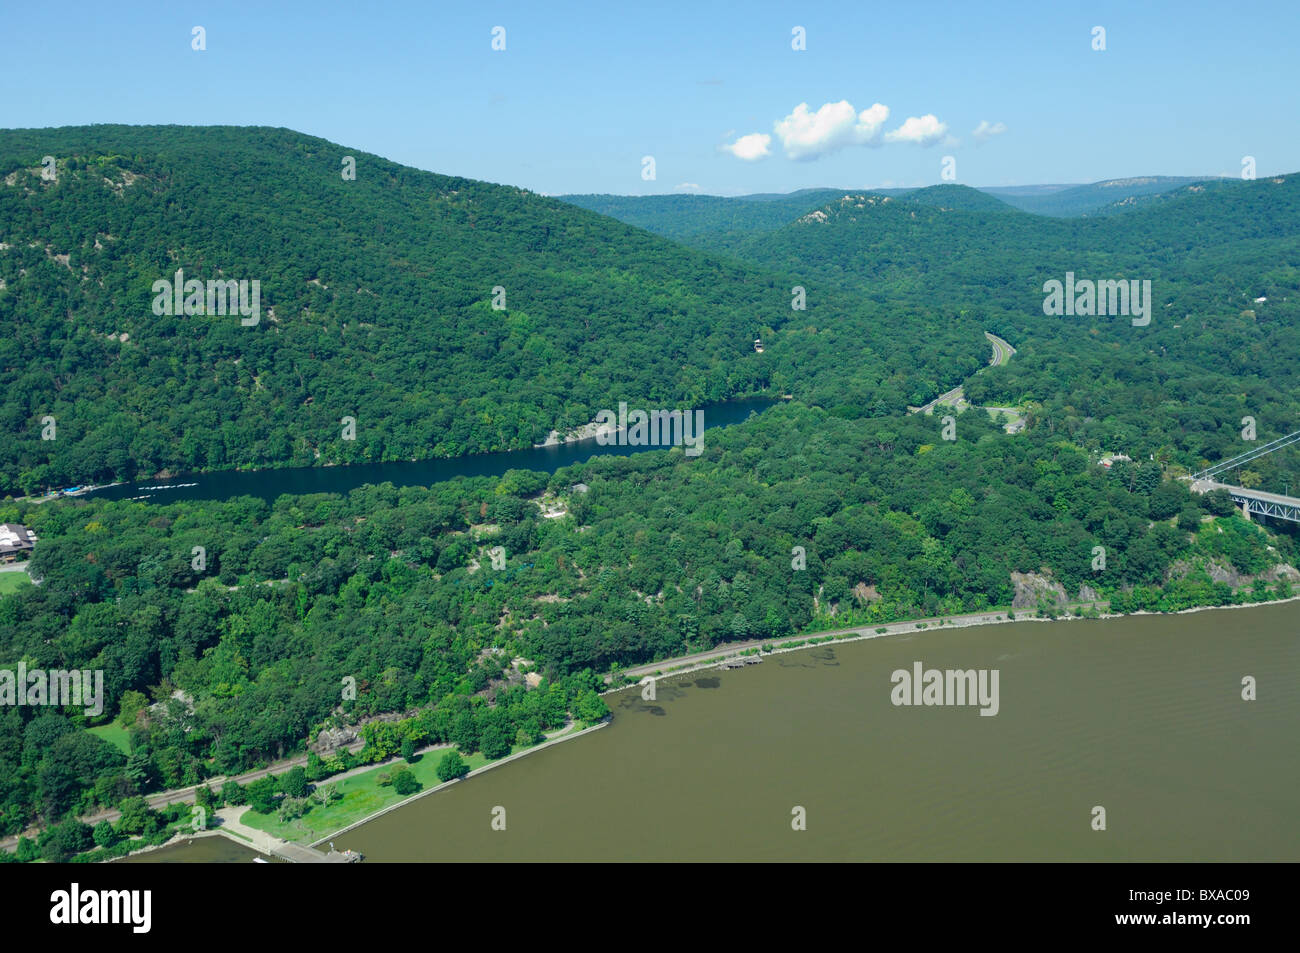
[0,572,31,597]
[985,407,1025,429]
[88,722,132,754]
[240,728,583,844]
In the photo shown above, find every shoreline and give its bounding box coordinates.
[104,722,607,862]
[602,591,1300,691]
[533,419,608,448]
[309,721,608,847]
[106,593,1299,861]
[223,594,1300,857]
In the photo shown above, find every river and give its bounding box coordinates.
[137,600,1300,862]
[83,397,778,504]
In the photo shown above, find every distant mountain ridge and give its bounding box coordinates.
[560,175,1233,245]
[990,175,1236,216]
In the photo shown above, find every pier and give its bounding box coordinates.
[269,842,361,863]
[214,810,363,862]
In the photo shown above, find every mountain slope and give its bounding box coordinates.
[559,188,848,241]
[725,175,1300,485]
[895,184,1018,213]
[0,127,1004,493]
[989,176,1229,216]
[0,126,801,491]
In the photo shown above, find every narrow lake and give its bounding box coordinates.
[138,600,1300,862]
[84,397,778,504]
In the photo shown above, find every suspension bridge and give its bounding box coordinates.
[1187,429,1300,523]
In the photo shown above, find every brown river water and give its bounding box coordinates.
[134,602,1300,862]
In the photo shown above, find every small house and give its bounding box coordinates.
[0,523,36,563]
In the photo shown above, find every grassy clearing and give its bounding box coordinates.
[239,728,582,843]
[88,722,132,754]
[0,572,31,597]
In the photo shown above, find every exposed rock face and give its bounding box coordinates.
[1166,558,1300,589]
[853,582,881,604]
[312,726,357,755]
[1206,560,1245,586]
[1262,564,1300,583]
[1010,571,1068,610]
[1077,584,1101,603]
[311,711,408,754]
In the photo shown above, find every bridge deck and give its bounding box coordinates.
[1190,480,1300,523]
[1191,480,1300,506]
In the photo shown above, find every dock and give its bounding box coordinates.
[214,818,363,863]
[717,655,763,670]
[267,841,361,863]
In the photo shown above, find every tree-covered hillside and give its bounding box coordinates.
[719,176,1300,489]
[1,399,1293,832]
[560,189,849,242]
[893,184,1017,213]
[0,127,1004,494]
[989,176,1226,217]
[0,126,793,491]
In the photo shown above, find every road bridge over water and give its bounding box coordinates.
[1187,429,1300,524]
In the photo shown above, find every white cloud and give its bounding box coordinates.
[884,114,949,146]
[972,120,1007,144]
[675,182,702,192]
[773,101,890,160]
[721,132,772,161]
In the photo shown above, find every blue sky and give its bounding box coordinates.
[7,0,1296,195]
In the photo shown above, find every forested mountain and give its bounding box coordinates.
[1086,177,1247,216]
[987,176,1224,216]
[0,127,1001,494]
[892,184,1017,213]
[568,174,1300,489]
[0,126,777,491]
[562,175,1209,239]
[559,188,849,241]
[3,125,1299,843]
[717,176,1300,491]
